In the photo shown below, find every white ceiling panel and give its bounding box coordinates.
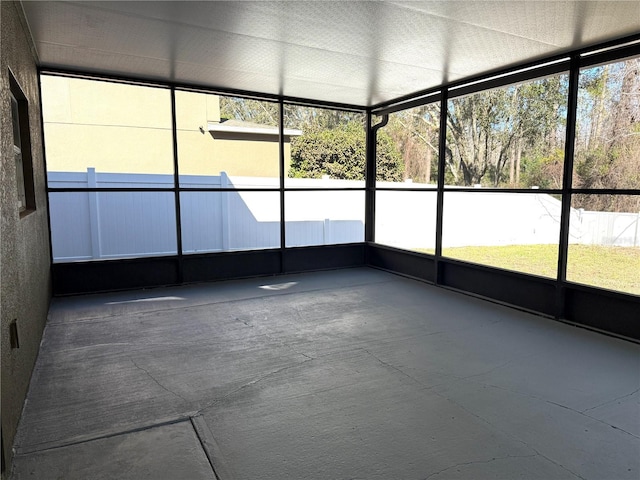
[20,1,640,107]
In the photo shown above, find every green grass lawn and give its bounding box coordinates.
[566,245,640,295]
[417,244,639,296]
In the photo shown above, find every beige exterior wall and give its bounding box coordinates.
[42,76,174,175]
[42,77,290,178]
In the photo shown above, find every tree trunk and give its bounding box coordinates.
[515,139,522,186]
[611,59,639,140]
[509,142,515,185]
[588,65,609,150]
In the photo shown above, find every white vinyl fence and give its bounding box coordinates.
[48,169,365,261]
[570,209,640,247]
[375,181,639,251]
[376,188,566,249]
[48,170,639,262]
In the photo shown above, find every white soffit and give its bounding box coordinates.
[20,1,640,107]
[208,122,302,137]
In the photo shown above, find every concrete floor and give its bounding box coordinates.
[10,267,640,479]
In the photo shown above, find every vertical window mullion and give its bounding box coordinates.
[556,55,581,317]
[435,90,448,284]
[279,101,286,272]
[170,88,184,282]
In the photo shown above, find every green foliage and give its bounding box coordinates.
[285,105,363,131]
[575,147,609,188]
[520,148,564,189]
[385,106,440,183]
[219,99,400,182]
[376,130,405,181]
[574,135,640,212]
[572,59,640,211]
[446,88,510,186]
[289,123,364,180]
[579,65,608,99]
[289,122,403,181]
[221,60,639,206]
[445,76,567,187]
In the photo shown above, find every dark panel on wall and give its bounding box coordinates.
[52,246,364,295]
[52,257,179,295]
[367,244,435,283]
[440,260,557,316]
[565,285,640,340]
[283,244,365,273]
[183,250,281,283]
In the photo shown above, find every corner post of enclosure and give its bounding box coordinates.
[279,100,286,273]
[366,112,388,244]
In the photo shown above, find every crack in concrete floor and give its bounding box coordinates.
[11,268,640,480]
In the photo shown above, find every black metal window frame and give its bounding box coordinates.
[40,72,368,284]
[365,37,640,339]
[40,35,639,339]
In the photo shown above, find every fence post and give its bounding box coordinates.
[221,171,230,250]
[324,218,331,244]
[87,167,102,259]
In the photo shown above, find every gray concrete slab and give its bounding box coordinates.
[201,349,579,479]
[11,420,215,479]
[45,268,393,326]
[11,267,640,479]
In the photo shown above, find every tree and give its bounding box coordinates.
[516,76,567,188]
[446,88,511,186]
[220,97,278,125]
[218,98,404,181]
[445,77,567,187]
[385,105,440,184]
[285,105,363,131]
[289,122,403,181]
[573,58,640,211]
[376,129,406,182]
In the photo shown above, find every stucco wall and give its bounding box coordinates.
[1,1,51,476]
